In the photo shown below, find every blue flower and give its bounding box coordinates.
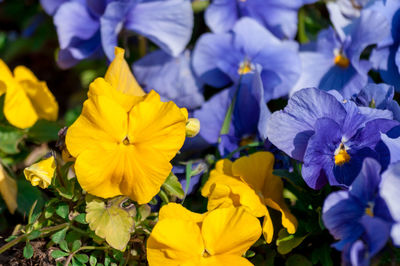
[267,88,397,189]
[49,0,193,68]
[194,69,270,157]
[40,0,67,15]
[322,158,393,263]
[192,17,301,102]
[353,83,400,121]
[204,0,317,39]
[369,0,400,90]
[381,125,400,164]
[292,9,390,98]
[133,49,204,110]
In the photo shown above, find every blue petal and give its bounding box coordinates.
[192,33,236,87]
[322,192,364,250]
[381,132,400,164]
[302,118,342,189]
[381,161,400,222]
[54,1,100,49]
[40,0,67,15]
[125,0,193,57]
[267,88,347,161]
[353,83,395,110]
[100,0,134,61]
[349,240,369,266]
[349,158,382,204]
[204,0,238,33]
[194,88,231,145]
[360,215,391,256]
[133,50,204,110]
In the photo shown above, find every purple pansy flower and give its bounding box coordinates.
[267,88,397,189]
[47,0,193,68]
[133,49,204,110]
[194,68,270,157]
[192,17,301,102]
[381,125,400,164]
[353,83,400,121]
[323,158,394,265]
[204,0,317,39]
[291,9,390,98]
[369,0,400,90]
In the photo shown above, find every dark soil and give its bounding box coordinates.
[0,240,56,266]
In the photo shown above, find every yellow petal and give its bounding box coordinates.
[232,152,275,192]
[24,156,56,189]
[88,78,144,112]
[202,207,261,256]
[0,59,15,89]
[0,164,17,214]
[104,47,145,96]
[74,147,123,198]
[147,219,204,265]
[215,159,234,176]
[202,255,253,266]
[265,199,298,235]
[14,66,58,121]
[0,80,6,96]
[159,203,203,224]
[203,175,266,217]
[66,95,128,158]
[262,210,274,243]
[4,82,38,129]
[262,171,298,234]
[118,144,174,204]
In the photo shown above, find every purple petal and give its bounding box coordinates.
[204,0,238,33]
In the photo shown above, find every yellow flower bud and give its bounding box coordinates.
[24,156,56,189]
[186,118,200,138]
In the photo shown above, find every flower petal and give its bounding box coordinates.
[0,164,17,214]
[202,207,261,256]
[158,203,203,223]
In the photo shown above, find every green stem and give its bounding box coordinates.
[70,225,87,235]
[0,223,69,254]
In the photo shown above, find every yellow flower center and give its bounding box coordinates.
[365,202,374,217]
[240,135,255,147]
[369,98,376,108]
[238,60,253,75]
[334,54,350,68]
[202,249,212,257]
[334,143,351,166]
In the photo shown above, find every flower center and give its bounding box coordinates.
[334,53,350,68]
[334,143,350,166]
[122,136,130,145]
[369,98,376,108]
[202,249,212,257]
[365,202,374,217]
[238,60,253,74]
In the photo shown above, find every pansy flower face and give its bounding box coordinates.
[267,88,397,189]
[66,48,188,204]
[323,158,394,262]
[291,9,390,98]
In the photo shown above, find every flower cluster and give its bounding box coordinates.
[2,0,400,265]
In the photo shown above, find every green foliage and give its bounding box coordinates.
[23,241,34,259]
[161,173,185,199]
[276,229,308,255]
[0,125,24,154]
[28,120,62,142]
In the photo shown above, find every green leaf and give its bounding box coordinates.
[56,202,69,219]
[45,205,55,219]
[23,242,34,259]
[85,196,134,251]
[0,125,24,154]
[74,254,89,264]
[59,240,69,252]
[311,243,333,266]
[72,256,85,266]
[74,213,87,224]
[285,254,312,266]
[28,120,61,142]
[51,250,69,259]
[71,240,82,252]
[51,227,68,244]
[17,179,45,216]
[184,161,193,195]
[162,173,184,199]
[89,255,97,266]
[276,229,308,255]
[137,205,151,222]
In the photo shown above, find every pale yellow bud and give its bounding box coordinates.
[186,118,200,138]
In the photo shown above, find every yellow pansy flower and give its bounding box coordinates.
[0,164,17,214]
[66,47,188,204]
[0,60,58,129]
[147,203,261,265]
[201,152,297,243]
[24,156,56,189]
